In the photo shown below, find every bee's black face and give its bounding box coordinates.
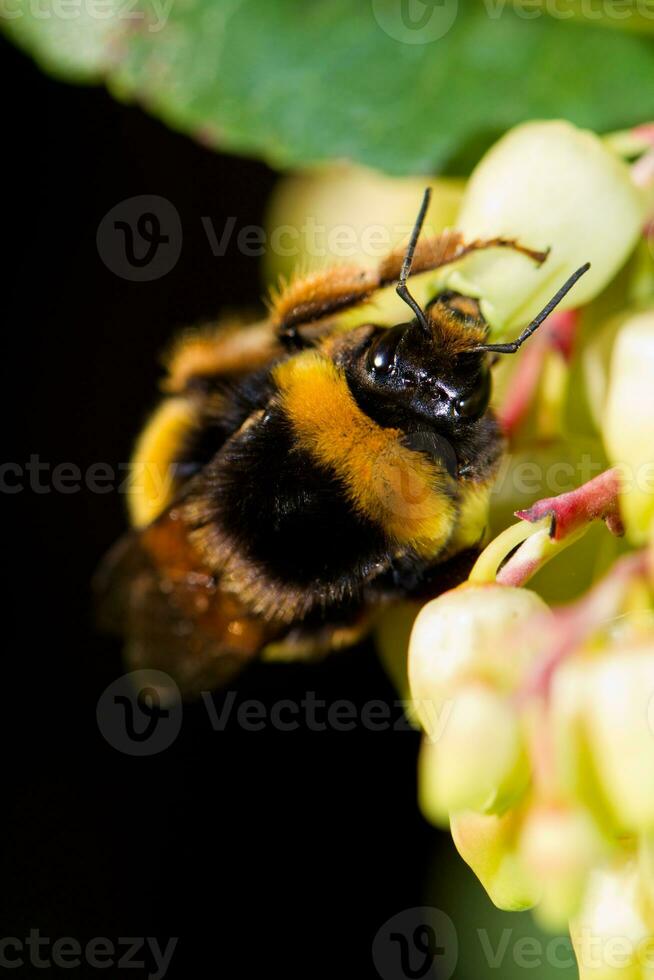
[361,320,492,427]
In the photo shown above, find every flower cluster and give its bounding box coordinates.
[410,557,654,947]
[404,123,654,976]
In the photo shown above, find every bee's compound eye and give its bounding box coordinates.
[454,368,491,420]
[366,325,405,377]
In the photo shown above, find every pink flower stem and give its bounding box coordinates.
[516,466,624,542]
[492,468,624,588]
[498,310,579,438]
[516,550,649,706]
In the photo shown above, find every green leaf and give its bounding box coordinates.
[1,0,129,81]
[3,0,654,173]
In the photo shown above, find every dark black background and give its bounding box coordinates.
[3,36,448,979]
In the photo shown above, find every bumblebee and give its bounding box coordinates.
[98,190,589,696]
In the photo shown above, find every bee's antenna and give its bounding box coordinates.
[396,188,432,335]
[474,262,591,355]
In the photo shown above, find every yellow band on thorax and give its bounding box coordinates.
[274,352,456,554]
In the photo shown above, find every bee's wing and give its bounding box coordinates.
[163,316,282,394]
[95,496,276,699]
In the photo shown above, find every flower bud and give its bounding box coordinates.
[584,645,654,834]
[551,658,612,823]
[571,860,654,980]
[447,121,645,334]
[553,644,654,835]
[450,807,540,912]
[418,734,450,829]
[408,583,550,734]
[582,309,638,436]
[603,311,654,544]
[418,682,529,815]
[519,803,607,931]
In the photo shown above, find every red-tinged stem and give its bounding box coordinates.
[495,528,568,588]
[473,469,625,588]
[497,331,547,437]
[482,468,624,587]
[498,310,579,438]
[516,467,624,542]
[526,700,558,798]
[545,309,579,362]
[516,550,650,705]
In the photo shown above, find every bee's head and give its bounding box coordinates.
[357,302,492,427]
[345,187,590,432]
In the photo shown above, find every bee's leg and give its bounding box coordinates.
[263,609,374,662]
[378,231,549,286]
[271,266,378,341]
[271,235,547,341]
